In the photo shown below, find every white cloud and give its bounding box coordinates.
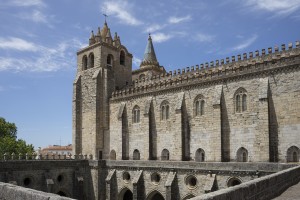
[133,57,142,68]
[0,37,38,51]
[151,33,173,43]
[9,0,45,7]
[144,24,165,33]
[0,38,84,72]
[244,0,300,15]
[168,15,191,24]
[21,10,48,23]
[102,1,142,26]
[195,33,215,43]
[232,35,258,51]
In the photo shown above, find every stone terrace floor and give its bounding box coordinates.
[272,180,300,200]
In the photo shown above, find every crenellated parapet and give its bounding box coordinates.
[112,41,300,100]
[0,152,94,161]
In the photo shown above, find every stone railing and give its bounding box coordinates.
[191,165,300,200]
[0,153,94,161]
[111,41,300,100]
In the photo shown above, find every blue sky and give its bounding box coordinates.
[0,0,300,149]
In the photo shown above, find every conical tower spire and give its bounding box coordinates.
[142,34,158,64]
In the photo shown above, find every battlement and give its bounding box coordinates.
[111,41,300,100]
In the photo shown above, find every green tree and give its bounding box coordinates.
[0,117,34,158]
[0,117,17,138]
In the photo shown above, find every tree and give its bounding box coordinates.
[0,117,17,138]
[0,117,34,158]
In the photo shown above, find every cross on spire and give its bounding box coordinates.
[103,13,108,23]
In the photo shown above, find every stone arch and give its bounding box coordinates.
[107,54,114,68]
[195,148,205,162]
[133,149,140,160]
[287,146,300,162]
[82,55,87,70]
[161,149,169,160]
[182,194,196,200]
[110,150,116,160]
[227,177,242,187]
[234,87,247,113]
[146,190,164,200]
[119,187,133,200]
[120,50,125,65]
[88,53,94,68]
[236,147,248,162]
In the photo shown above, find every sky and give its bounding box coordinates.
[0,0,300,149]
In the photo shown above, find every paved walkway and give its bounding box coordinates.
[272,181,300,200]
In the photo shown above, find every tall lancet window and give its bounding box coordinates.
[161,101,170,120]
[235,88,247,113]
[132,105,140,123]
[194,95,205,116]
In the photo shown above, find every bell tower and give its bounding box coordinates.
[72,19,132,159]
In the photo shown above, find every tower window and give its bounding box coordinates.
[88,53,94,68]
[107,54,113,67]
[237,147,248,162]
[120,50,125,65]
[82,55,87,70]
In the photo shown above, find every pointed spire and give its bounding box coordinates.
[95,27,102,43]
[101,21,109,38]
[141,34,158,66]
[89,30,95,45]
[105,28,113,44]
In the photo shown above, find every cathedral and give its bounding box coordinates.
[73,20,300,164]
[70,20,300,199]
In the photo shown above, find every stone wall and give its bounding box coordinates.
[0,182,74,200]
[191,165,300,200]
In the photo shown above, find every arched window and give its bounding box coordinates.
[161,149,169,160]
[133,149,140,160]
[235,88,247,113]
[195,148,205,162]
[287,146,300,162]
[82,55,87,70]
[161,101,170,120]
[110,150,116,160]
[107,54,113,67]
[120,50,125,65]
[88,53,94,68]
[194,95,205,116]
[236,147,248,162]
[132,105,140,123]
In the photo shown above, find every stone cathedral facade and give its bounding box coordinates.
[73,21,300,165]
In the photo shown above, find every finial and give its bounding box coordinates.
[97,27,101,35]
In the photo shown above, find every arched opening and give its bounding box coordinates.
[227,177,242,187]
[110,150,116,160]
[236,147,248,162]
[234,88,247,113]
[161,149,169,160]
[133,149,140,160]
[107,54,114,68]
[119,188,133,200]
[194,95,205,116]
[120,50,125,65]
[287,146,300,162]
[147,191,164,200]
[82,55,87,70]
[88,53,94,68]
[195,148,205,162]
[57,191,67,197]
